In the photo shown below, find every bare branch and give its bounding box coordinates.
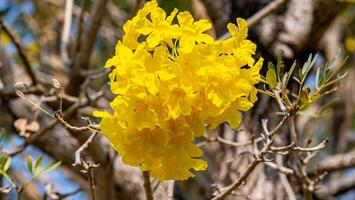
[269,139,328,153]
[73,132,98,167]
[264,162,295,175]
[316,174,355,198]
[54,111,100,133]
[73,0,89,56]
[0,18,38,85]
[66,0,109,96]
[212,113,293,200]
[218,0,289,40]
[309,151,355,175]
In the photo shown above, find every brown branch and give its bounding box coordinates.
[143,171,154,200]
[54,111,100,133]
[6,102,80,156]
[73,132,98,166]
[212,160,260,200]
[0,18,38,85]
[73,0,89,56]
[66,0,109,96]
[59,188,83,199]
[0,86,44,99]
[308,151,355,175]
[211,113,292,200]
[316,174,355,198]
[264,162,295,175]
[269,139,328,153]
[203,136,252,148]
[218,0,289,40]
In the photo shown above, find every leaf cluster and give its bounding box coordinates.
[261,51,347,114]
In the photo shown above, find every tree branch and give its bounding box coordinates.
[308,151,355,175]
[212,113,292,200]
[219,0,289,40]
[0,19,38,85]
[66,0,109,96]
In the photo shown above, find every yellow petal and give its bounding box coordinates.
[193,19,212,33]
[225,110,241,129]
[177,11,194,27]
[147,31,162,48]
[151,7,166,23]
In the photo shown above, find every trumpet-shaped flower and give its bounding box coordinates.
[94,0,263,181]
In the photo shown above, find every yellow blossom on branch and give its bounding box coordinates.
[94,0,263,180]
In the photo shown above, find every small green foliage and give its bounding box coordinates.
[261,51,347,113]
[0,155,11,174]
[27,156,61,179]
[266,63,277,88]
[0,155,14,187]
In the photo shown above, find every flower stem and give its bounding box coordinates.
[142,171,154,200]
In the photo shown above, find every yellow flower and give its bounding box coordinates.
[177,11,214,53]
[136,7,179,48]
[94,0,263,181]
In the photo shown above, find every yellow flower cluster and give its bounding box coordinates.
[94,0,263,180]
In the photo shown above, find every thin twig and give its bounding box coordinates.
[143,171,154,200]
[0,19,38,85]
[218,0,289,40]
[73,132,98,166]
[264,161,294,175]
[54,111,100,132]
[269,139,328,153]
[212,160,260,200]
[217,136,252,147]
[60,188,83,198]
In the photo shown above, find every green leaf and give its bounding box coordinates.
[268,61,276,72]
[27,156,33,175]
[301,54,318,82]
[0,156,5,168]
[4,157,11,172]
[293,76,301,84]
[35,156,43,170]
[43,161,61,173]
[266,68,277,88]
[315,67,320,89]
[286,61,296,86]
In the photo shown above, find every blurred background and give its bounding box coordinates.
[0,0,354,199]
